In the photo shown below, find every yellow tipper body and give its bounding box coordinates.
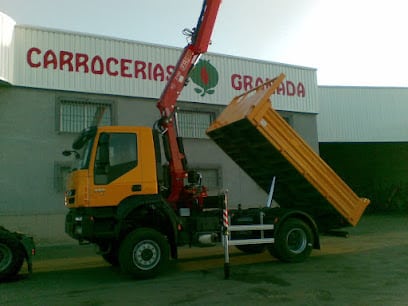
[207,74,370,227]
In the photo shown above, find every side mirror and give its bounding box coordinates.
[62,150,80,159]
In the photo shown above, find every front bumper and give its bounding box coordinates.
[65,209,116,242]
[65,210,95,242]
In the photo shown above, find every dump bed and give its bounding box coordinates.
[206,74,370,229]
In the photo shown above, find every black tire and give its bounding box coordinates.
[271,218,313,263]
[235,244,266,254]
[119,228,169,279]
[0,231,24,281]
[99,243,119,266]
[267,244,277,258]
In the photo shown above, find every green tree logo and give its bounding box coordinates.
[189,59,219,97]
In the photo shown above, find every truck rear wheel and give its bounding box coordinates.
[0,231,24,280]
[119,228,169,279]
[270,218,313,263]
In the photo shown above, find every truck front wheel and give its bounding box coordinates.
[271,218,313,263]
[119,228,169,279]
[98,242,119,266]
[0,232,24,280]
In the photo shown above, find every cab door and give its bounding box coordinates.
[88,128,158,207]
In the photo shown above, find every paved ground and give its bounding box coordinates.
[1,214,408,305]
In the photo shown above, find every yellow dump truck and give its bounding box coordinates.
[63,0,370,278]
[64,73,370,279]
[207,73,370,232]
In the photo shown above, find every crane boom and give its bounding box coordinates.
[156,0,221,205]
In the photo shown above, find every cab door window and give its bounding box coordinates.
[94,133,137,184]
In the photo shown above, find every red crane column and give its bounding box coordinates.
[156,0,221,205]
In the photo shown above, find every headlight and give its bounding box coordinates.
[65,189,76,197]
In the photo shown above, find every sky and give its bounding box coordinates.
[1,0,408,87]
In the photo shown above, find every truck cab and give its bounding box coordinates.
[65,126,160,210]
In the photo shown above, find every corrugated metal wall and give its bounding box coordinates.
[12,25,318,113]
[0,12,15,84]
[318,86,408,142]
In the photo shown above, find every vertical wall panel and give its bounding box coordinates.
[318,86,408,142]
[0,12,16,84]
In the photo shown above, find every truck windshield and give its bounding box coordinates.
[70,126,97,170]
[67,137,94,171]
[77,138,94,170]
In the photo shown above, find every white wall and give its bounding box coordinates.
[0,12,15,84]
[318,86,408,142]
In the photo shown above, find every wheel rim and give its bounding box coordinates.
[132,240,161,271]
[0,243,13,271]
[286,228,307,254]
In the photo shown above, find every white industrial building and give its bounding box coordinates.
[1,12,407,244]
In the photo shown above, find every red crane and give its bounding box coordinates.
[156,0,221,207]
